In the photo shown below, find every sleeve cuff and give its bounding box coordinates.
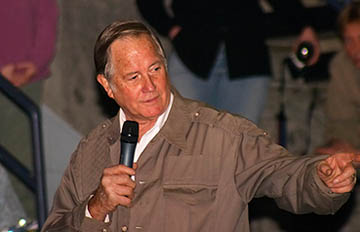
[311,162,351,214]
[85,196,110,223]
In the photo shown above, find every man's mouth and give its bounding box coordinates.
[143,95,159,103]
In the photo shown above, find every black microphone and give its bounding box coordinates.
[120,120,139,168]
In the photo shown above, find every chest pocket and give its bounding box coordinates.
[163,184,217,205]
[163,153,220,188]
[162,154,220,231]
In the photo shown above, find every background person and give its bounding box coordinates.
[316,2,360,157]
[311,2,360,231]
[135,0,320,124]
[0,0,58,220]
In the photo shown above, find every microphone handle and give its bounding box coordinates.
[120,142,136,168]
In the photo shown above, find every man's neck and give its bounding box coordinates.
[119,93,174,141]
[137,119,157,141]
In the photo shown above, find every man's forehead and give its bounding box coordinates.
[110,36,156,57]
[109,38,163,72]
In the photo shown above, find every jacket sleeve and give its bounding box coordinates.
[135,0,175,37]
[41,140,111,232]
[234,125,350,215]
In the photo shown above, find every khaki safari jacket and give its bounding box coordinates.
[42,90,349,232]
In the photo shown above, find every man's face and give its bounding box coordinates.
[98,35,171,122]
[344,21,360,68]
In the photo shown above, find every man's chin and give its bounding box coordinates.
[141,108,164,119]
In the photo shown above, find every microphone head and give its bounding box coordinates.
[121,120,139,143]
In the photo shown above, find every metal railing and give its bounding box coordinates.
[0,73,48,229]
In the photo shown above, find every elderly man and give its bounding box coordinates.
[42,21,359,232]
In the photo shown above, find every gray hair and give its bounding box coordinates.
[94,20,167,79]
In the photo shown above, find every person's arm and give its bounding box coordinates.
[88,164,136,221]
[135,0,176,37]
[234,125,352,216]
[41,141,112,232]
[42,139,137,231]
[30,0,58,82]
[1,62,37,87]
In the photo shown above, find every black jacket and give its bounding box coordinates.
[136,0,310,79]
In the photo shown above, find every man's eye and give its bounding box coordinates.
[129,75,138,80]
[153,66,161,72]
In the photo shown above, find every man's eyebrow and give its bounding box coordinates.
[149,61,162,68]
[124,71,138,77]
[123,61,162,77]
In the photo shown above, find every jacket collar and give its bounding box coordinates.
[159,88,194,152]
[106,88,195,153]
[105,113,121,164]
[106,113,121,146]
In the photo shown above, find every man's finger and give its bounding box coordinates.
[352,153,360,167]
[330,173,356,193]
[333,164,356,184]
[318,161,333,177]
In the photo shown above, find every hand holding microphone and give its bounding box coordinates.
[88,121,139,220]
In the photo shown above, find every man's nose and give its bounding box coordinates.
[142,74,156,91]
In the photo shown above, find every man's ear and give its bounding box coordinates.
[97,74,115,99]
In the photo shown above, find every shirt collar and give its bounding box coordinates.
[119,93,174,138]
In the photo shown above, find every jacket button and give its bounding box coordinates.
[102,229,107,232]
[121,225,128,231]
[195,112,200,117]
